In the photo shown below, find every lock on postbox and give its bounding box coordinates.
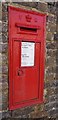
[8,6,46,110]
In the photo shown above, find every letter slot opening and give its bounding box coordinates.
[15,23,38,35]
[18,26,38,34]
[20,27,37,33]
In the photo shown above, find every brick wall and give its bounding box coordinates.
[0,1,58,119]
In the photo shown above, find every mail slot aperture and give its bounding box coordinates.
[15,23,39,35]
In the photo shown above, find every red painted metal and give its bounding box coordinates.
[8,6,46,110]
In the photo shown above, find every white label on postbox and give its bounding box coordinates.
[21,42,35,67]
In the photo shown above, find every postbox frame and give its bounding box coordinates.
[8,6,46,110]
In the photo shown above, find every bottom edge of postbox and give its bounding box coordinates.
[9,100,44,110]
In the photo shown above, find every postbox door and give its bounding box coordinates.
[13,40,40,104]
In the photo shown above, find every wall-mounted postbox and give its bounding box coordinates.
[8,6,46,110]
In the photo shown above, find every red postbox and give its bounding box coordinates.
[8,6,46,110]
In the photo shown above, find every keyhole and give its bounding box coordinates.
[17,70,20,76]
[17,69,23,76]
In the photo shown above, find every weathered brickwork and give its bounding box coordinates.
[0,1,58,119]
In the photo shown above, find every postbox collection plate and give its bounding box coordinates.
[8,6,46,110]
[21,42,35,67]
